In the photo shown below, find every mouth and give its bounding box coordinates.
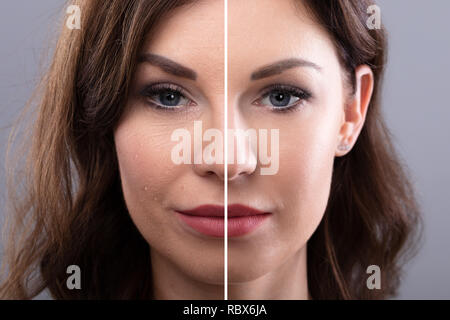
[175,204,271,237]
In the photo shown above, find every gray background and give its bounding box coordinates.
[0,1,449,299]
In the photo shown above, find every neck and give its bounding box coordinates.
[150,246,309,300]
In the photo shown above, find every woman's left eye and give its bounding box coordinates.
[254,84,312,111]
[261,91,299,108]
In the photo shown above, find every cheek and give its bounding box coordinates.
[114,115,179,224]
[274,111,340,242]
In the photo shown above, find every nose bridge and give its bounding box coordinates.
[191,91,258,181]
[191,93,225,180]
[227,104,258,180]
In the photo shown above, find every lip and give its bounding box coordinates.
[175,204,271,237]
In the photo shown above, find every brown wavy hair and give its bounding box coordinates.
[0,0,421,299]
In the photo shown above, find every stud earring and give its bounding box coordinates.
[338,144,350,151]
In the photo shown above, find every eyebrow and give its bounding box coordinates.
[250,58,322,80]
[138,53,197,80]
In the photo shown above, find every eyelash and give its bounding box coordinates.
[140,82,194,111]
[140,82,312,113]
[253,84,312,113]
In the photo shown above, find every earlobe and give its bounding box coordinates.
[335,65,374,157]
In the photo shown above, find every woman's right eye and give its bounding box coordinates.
[141,83,195,110]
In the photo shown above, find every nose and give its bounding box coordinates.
[192,136,257,181]
[192,114,257,182]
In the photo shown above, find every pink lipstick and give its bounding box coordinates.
[175,204,271,237]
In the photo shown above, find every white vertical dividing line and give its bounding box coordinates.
[224,0,228,301]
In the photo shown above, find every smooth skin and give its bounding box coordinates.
[114,0,373,299]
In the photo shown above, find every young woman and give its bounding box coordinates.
[0,0,421,299]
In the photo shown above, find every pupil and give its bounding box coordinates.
[270,91,290,107]
[160,90,180,106]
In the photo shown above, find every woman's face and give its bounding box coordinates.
[114,0,348,285]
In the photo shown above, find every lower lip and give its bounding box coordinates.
[176,212,270,237]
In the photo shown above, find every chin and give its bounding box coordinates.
[180,256,226,285]
[227,258,274,283]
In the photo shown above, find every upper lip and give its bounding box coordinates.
[176,204,270,217]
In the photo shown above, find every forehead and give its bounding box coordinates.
[141,0,224,84]
[139,0,340,85]
[228,0,339,82]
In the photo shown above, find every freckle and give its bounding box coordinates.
[180,185,184,191]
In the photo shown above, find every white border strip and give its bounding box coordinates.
[224,0,228,301]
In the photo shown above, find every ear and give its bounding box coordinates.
[335,65,374,156]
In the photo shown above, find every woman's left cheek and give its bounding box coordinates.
[276,123,336,217]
